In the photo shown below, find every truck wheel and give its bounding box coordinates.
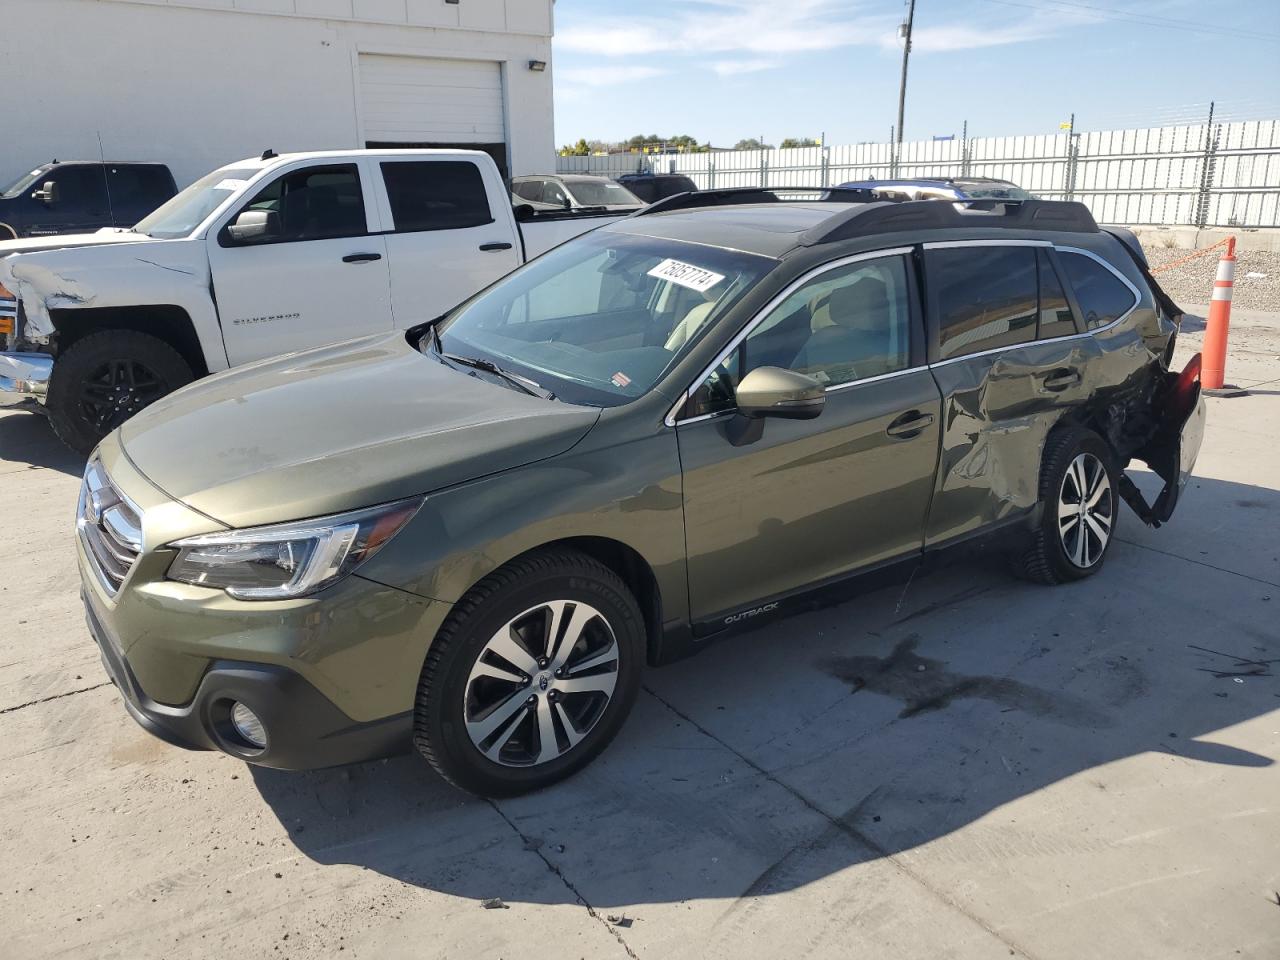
[0,223,17,241]
[46,330,193,455]
[1014,426,1119,585]
[414,549,645,797]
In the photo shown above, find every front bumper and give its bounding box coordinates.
[0,351,53,407]
[86,593,413,768]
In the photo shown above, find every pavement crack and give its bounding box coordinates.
[642,685,1043,960]
[0,682,111,716]
[485,798,640,959]
[1116,538,1280,588]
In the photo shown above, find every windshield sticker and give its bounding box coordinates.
[213,179,248,192]
[647,258,726,293]
[610,371,632,388]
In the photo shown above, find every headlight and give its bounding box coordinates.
[166,497,422,599]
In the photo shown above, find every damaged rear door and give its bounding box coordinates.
[921,241,1104,545]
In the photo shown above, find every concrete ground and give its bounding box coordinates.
[2,309,1277,960]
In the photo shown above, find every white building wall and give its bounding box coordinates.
[0,0,555,188]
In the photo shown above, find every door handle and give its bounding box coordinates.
[1041,368,1081,391]
[342,252,382,263]
[886,410,935,438]
[479,242,514,252]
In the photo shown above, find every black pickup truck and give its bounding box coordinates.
[0,160,176,239]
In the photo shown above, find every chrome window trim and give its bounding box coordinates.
[665,246,914,426]
[664,239,1146,424]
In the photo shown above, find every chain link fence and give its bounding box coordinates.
[557,119,1280,228]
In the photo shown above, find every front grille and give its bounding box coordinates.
[78,460,142,597]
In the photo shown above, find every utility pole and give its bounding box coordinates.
[895,0,917,153]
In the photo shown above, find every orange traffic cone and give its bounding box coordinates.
[1201,237,1238,393]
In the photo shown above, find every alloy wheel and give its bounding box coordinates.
[1058,452,1113,568]
[464,600,619,767]
[78,358,167,434]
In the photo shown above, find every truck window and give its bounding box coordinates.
[232,164,367,243]
[107,166,173,210]
[47,165,110,213]
[381,161,492,232]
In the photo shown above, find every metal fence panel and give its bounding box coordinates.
[556,119,1280,227]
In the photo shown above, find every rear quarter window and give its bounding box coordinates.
[1059,251,1137,329]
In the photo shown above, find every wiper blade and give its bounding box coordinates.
[443,354,556,401]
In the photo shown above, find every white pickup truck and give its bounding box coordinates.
[0,149,627,452]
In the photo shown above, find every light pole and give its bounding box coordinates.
[895,0,917,176]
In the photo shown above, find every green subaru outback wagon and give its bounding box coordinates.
[78,189,1205,797]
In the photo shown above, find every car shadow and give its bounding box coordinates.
[250,472,1278,910]
[0,407,83,476]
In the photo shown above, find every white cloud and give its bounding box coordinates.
[558,0,1105,61]
[557,65,668,86]
[557,0,889,57]
[711,59,778,76]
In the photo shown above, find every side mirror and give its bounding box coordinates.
[225,209,279,244]
[736,366,826,420]
[561,195,572,211]
[513,203,536,222]
[32,181,59,204]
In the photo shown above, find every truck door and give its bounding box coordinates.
[370,157,522,328]
[207,160,393,366]
[24,164,112,236]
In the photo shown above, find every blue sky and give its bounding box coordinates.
[551,0,1280,147]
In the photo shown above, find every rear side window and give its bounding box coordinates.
[512,180,541,202]
[381,161,492,232]
[927,246,1037,359]
[1059,251,1137,329]
[1037,250,1078,339]
[107,166,173,207]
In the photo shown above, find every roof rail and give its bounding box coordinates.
[799,198,1099,246]
[634,186,879,217]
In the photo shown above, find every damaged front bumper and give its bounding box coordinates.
[0,351,54,406]
[1121,353,1207,528]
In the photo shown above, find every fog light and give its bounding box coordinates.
[230,702,267,748]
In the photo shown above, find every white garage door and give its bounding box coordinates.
[358,54,505,145]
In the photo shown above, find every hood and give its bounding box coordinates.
[117,334,601,528]
[0,228,148,257]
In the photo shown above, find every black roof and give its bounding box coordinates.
[605,188,1098,258]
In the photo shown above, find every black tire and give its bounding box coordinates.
[414,548,645,797]
[1014,426,1120,585]
[46,330,193,455]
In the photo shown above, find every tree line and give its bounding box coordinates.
[558,135,822,156]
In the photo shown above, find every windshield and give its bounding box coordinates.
[565,181,642,207]
[437,232,774,406]
[1,165,52,200]
[958,181,1033,200]
[133,166,259,239]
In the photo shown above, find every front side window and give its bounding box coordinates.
[542,181,569,206]
[688,255,913,417]
[437,232,773,406]
[226,164,366,245]
[1059,251,1137,329]
[382,161,492,232]
[927,245,1037,360]
[45,165,109,210]
[134,166,258,239]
